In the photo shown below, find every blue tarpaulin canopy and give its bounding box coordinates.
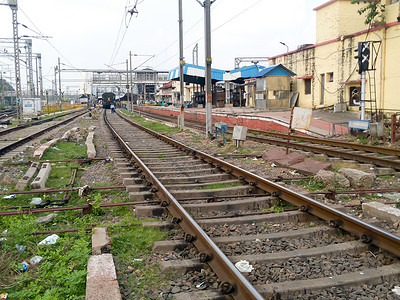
[168,63,225,85]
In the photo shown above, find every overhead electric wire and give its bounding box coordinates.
[155,0,262,69]
[19,7,76,68]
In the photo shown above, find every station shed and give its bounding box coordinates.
[246,64,296,109]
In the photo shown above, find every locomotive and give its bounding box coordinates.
[102,92,115,109]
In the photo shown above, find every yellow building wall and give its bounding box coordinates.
[271,0,400,113]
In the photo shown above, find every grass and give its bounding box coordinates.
[197,182,241,190]
[131,115,180,134]
[1,138,169,298]
[294,179,325,191]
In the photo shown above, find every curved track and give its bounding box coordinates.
[104,110,400,299]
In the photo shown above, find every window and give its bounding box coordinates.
[304,79,311,95]
[390,0,399,4]
[328,72,334,82]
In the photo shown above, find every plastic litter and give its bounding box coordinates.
[30,197,42,205]
[30,255,44,265]
[20,261,29,272]
[15,244,26,253]
[235,260,254,273]
[38,234,59,246]
[0,292,8,299]
[393,286,400,296]
[271,163,277,167]
[3,195,16,199]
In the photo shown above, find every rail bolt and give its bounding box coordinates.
[151,188,158,193]
[161,200,169,207]
[184,234,195,242]
[226,170,232,174]
[137,169,143,173]
[199,252,212,263]
[134,165,139,169]
[360,234,372,244]
[238,176,245,180]
[140,175,146,180]
[146,182,153,187]
[329,219,341,228]
[272,191,280,197]
[172,217,182,224]
[299,205,308,212]
[219,281,234,295]
[249,182,256,186]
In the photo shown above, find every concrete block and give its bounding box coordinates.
[85,131,96,159]
[291,159,332,175]
[33,138,60,159]
[271,152,305,167]
[86,254,121,300]
[339,168,375,189]
[363,202,400,224]
[16,162,40,191]
[92,227,111,255]
[374,168,395,176]
[31,163,52,189]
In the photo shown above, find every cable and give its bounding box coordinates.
[19,7,76,68]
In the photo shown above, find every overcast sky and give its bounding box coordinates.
[0,0,327,92]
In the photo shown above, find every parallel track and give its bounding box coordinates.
[134,108,400,170]
[104,110,400,299]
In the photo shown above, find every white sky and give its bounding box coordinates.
[0,0,328,92]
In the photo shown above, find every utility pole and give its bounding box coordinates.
[126,59,130,111]
[129,51,134,113]
[196,0,214,137]
[26,39,34,97]
[9,0,22,121]
[361,71,366,120]
[37,53,43,99]
[193,43,198,65]
[58,57,62,111]
[178,0,185,130]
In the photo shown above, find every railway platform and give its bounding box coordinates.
[137,105,359,137]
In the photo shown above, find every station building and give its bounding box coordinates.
[269,0,400,113]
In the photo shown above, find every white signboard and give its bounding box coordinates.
[292,107,312,130]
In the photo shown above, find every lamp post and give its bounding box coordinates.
[280,42,289,53]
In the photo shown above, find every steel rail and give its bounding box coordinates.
[106,111,263,299]
[0,109,88,156]
[134,108,400,158]
[0,108,86,137]
[117,111,400,257]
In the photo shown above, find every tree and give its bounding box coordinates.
[351,0,386,27]
[0,78,14,92]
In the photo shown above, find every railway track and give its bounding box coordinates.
[133,108,400,171]
[0,109,88,162]
[105,110,400,299]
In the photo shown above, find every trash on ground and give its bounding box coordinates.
[0,292,8,299]
[393,286,400,296]
[38,234,59,246]
[30,255,44,265]
[30,197,42,205]
[20,261,29,272]
[235,260,254,273]
[15,244,26,253]
[3,195,16,199]
[271,163,277,167]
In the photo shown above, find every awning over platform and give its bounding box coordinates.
[168,63,225,85]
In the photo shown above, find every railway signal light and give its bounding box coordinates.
[355,42,370,74]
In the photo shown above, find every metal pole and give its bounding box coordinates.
[10,1,22,122]
[35,55,39,98]
[58,57,62,111]
[37,54,43,99]
[126,59,130,111]
[129,51,134,113]
[204,0,213,137]
[179,0,185,130]
[26,39,34,97]
[361,71,366,120]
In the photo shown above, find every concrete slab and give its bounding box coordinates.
[92,227,111,255]
[16,162,40,191]
[363,202,400,224]
[86,254,121,300]
[31,163,52,189]
[271,152,305,167]
[262,148,287,161]
[290,159,332,175]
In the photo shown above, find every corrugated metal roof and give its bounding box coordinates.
[229,64,266,78]
[254,64,296,78]
[168,63,225,82]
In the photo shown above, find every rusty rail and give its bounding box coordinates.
[107,111,264,299]
[116,110,400,258]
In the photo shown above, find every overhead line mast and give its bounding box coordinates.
[8,0,23,122]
